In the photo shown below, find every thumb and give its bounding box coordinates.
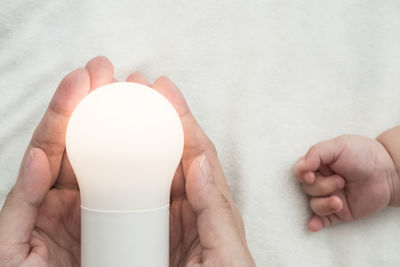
[186,155,243,251]
[0,148,52,245]
[294,138,343,183]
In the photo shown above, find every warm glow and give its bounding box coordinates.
[66,82,184,211]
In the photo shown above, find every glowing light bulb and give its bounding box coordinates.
[66,82,184,267]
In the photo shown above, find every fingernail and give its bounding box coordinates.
[305,172,314,184]
[199,155,213,182]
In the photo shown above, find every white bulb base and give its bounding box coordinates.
[81,205,169,267]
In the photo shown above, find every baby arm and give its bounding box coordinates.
[377,126,400,206]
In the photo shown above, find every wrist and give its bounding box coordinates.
[377,126,400,206]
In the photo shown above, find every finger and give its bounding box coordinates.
[126,71,152,87]
[309,214,341,232]
[186,155,244,250]
[152,76,245,239]
[27,67,90,181]
[152,77,225,192]
[0,148,51,245]
[294,157,318,184]
[152,76,217,161]
[34,56,113,187]
[295,157,333,182]
[303,174,345,197]
[296,138,344,175]
[294,156,305,181]
[56,56,114,188]
[310,196,343,216]
[85,55,114,91]
[295,170,316,184]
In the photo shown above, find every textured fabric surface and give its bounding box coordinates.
[1,1,400,266]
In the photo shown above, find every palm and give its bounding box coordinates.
[324,136,393,221]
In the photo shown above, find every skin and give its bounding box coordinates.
[294,134,400,232]
[0,56,255,267]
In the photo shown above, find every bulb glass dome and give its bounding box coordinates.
[66,82,184,211]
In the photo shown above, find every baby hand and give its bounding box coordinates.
[294,135,399,232]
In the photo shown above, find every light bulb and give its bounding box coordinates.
[66,82,184,267]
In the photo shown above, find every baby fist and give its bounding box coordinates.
[294,135,399,232]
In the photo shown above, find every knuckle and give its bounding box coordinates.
[307,142,323,159]
[335,134,353,146]
[333,135,349,154]
[30,134,64,158]
[307,144,318,155]
[217,194,230,209]
[207,138,218,156]
[3,186,25,210]
[337,134,352,140]
[5,187,17,205]
[195,135,218,157]
[213,191,233,214]
[334,135,346,146]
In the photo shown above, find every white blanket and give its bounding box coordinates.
[1,0,400,265]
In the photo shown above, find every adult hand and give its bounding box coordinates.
[0,56,255,267]
[0,56,114,266]
[125,73,255,267]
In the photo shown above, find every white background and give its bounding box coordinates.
[1,1,400,266]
